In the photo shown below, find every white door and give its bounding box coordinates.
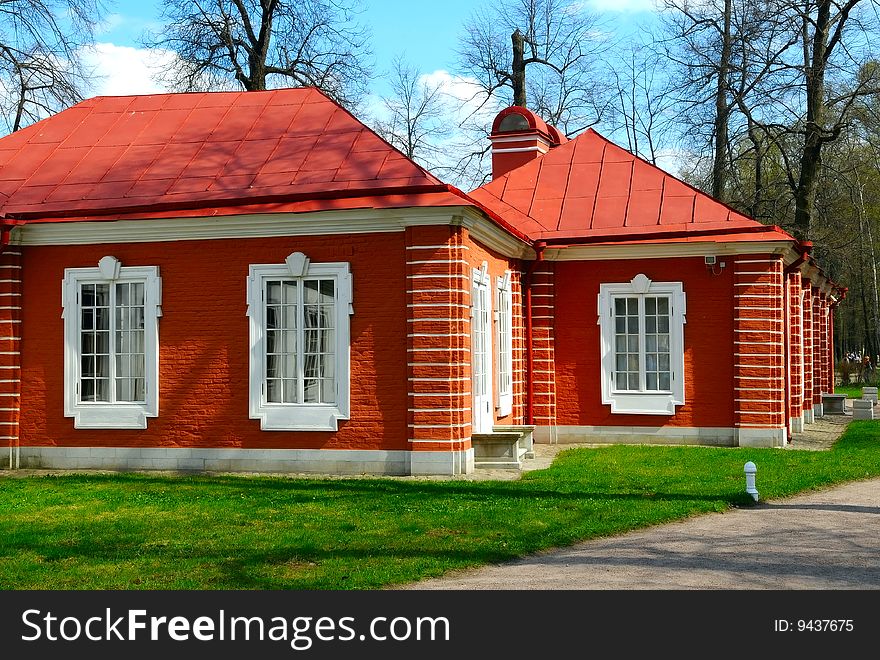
[472,266,493,434]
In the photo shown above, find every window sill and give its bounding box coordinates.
[252,405,349,431]
[67,404,154,429]
[604,392,683,415]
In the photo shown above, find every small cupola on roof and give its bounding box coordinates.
[489,106,567,180]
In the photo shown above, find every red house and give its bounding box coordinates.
[0,89,842,475]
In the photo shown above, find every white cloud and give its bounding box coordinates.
[80,42,174,97]
[418,69,503,128]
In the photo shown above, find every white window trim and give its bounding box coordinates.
[597,274,686,415]
[62,256,161,429]
[246,252,352,431]
[495,270,513,418]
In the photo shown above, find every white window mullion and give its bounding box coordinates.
[296,278,305,405]
[638,295,647,392]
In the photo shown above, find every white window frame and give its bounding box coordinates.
[597,274,686,415]
[62,256,161,429]
[247,251,352,431]
[495,270,514,418]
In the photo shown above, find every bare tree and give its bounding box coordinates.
[145,0,373,107]
[659,0,800,201]
[787,0,880,240]
[373,56,451,172]
[457,0,610,136]
[609,46,676,166]
[0,0,103,133]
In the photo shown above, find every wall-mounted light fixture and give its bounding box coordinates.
[705,255,725,275]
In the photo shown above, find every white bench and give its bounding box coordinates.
[821,393,847,414]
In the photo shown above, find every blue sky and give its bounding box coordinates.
[90,0,658,97]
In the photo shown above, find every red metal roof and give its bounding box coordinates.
[0,88,447,219]
[471,127,794,243]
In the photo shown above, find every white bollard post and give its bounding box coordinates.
[744,461,759,502]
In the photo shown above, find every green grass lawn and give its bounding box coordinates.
[835,383,876,398]
[3,421,880,590]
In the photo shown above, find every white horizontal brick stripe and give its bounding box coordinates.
[531,293,554,298]
[406,245,469,250]
[408,362,470,367]
[0,279,21,283]
[407,333,470,337]
[735,399,780,403]
[0,393,20,396]
[735,329,782,335]
[735,259,780,264]
[408,318,462,322]
[738,387,784,392]
[735,411,781,415]
[1,250,21,255]
[0,435,19,440]
[0,306,21,310]
[407,289,470,295]
[409,392,471,396]
[0,408,18,411]
[736,294,783,299]
[734,423,785,428]
[0,420,19,425]
[734,282,783,287]
[408,439,469,444]
[408,303,470,309]
[533,380,556,385]
[735,271,782,275]
[0,265,21,269]
[0,321,21,324]
[407,347,469,352]
[735,306,780,311]
[734,317,781,322]
[407,274,470,281]
[406,259,470,265]
[408,408,469,412]
[411,377,470,382]
[410,423,471,429]
[0,351,20,355]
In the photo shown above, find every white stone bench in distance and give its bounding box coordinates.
[853,398,874,420]
[863,386,878,403]
[821,393,847,414]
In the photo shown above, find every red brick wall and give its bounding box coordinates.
[20,234,409,450]
[812,287,823,404]
[553,256,735,428]
[802,283,813,413]
[461,229,526,426]
[0,245,22,464]
[733,256,786,432]
[787,272,803,423]
[405,226,472,453]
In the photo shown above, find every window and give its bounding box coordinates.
[247,252,352,431]
[598,274,685,415]
[495,271,513,418]
[62,256,161,429]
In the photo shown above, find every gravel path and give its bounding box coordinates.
[402,410,880,590]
